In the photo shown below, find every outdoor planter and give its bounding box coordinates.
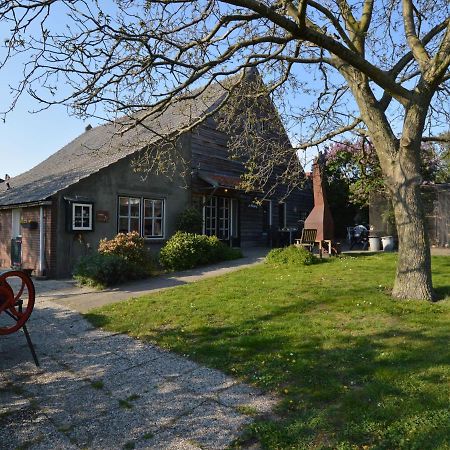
[21,221,38,230]
[368,236,381,251]
[381,236,395,251]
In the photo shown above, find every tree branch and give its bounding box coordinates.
[402,0,430,72]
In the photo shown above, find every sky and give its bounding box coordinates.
[0,2,103,178]
[0,98,98,178]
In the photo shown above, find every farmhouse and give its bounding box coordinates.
[0,74,312,277]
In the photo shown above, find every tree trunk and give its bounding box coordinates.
[388,99,435,301]
[390,173,434,300]
[341,69,435,300]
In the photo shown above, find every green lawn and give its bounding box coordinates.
[86,254,450,449]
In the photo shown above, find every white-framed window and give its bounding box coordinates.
[118,196,140,233]
[204,196,217,236]
[143,199,164,238]
[218,197,230,240]
[72,203,93,231]
[117,196,165,238]
[202,195,233,240]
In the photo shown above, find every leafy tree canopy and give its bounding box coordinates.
[324,139,447,207]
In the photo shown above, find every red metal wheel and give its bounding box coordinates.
[0,271,35,335]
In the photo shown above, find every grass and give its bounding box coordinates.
[85,253,450,449]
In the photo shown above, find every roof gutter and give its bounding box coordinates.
[0,200,52,210]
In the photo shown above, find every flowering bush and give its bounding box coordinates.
[98,231,151,269]
[324,139,443,207]
[160,231,242,271]
[74,232,154,287]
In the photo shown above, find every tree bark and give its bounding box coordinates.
[388,106,434,301]
[390,166,434,300]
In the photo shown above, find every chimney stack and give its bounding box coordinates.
[303,159,334,241]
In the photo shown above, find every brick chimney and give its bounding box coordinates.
[304,159,334,241]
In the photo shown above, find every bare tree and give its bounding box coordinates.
[1,0,449,300]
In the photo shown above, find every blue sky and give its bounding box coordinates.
[0,2,103,177]
[0,96,98,178]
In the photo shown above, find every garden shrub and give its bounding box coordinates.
[266,245,317,266]
[176,208,203,234]
[159,231,242,271]
[74,232,154,287]
[98,231,154,277]
[73,253,128,288]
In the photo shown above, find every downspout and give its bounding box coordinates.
[39,206,45,276]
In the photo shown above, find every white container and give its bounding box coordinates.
[381,236,395,251]
[369,236,381,251]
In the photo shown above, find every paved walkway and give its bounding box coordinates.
[1,248,275,449]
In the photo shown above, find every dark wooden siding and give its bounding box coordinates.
[191,118,242,176]
[190,113,313,245]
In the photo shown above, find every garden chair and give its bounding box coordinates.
[294,228,317,252]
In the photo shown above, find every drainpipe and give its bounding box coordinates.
[39,206,45,276]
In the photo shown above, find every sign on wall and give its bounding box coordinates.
[96,211,110,223]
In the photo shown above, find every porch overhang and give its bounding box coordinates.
[196,171,242,190]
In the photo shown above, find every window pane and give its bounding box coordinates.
[153,219,162,236]
[130,198,140,217]
[74,205,82,216]
[144,200,153,218]
[143,218,153,237]
[130,218,140,232]
[82,207,90,228]
[154,200,163,218]
[118,218,129,233]
[119,197,129,217]
[73,205,92,229]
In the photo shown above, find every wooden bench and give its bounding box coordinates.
[294,228,317,252]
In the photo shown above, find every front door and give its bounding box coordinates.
[203,195,240,247]
[11,209,22,267]
[12,209,21,238]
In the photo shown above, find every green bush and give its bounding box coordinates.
[176,208,203,234]
[266,245,317,266]
[74,232,155,288]
[74,253,128,288]
[160,231,242,271]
